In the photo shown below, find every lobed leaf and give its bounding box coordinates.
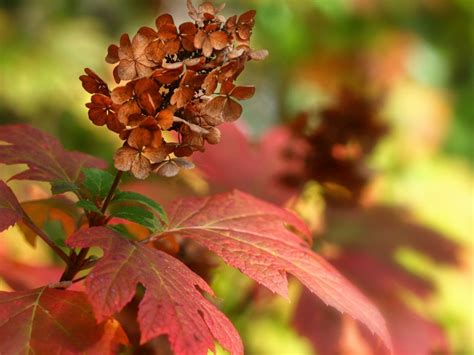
[67,227,243,355]
[0,124,107,183]
[82,168,115,199]
[0,180,24,232]
[76,199,102,214]
[160,190,392,351]
[112,190,168,224]
[111,205,163,232]
[0,287,128,354]
[193,123,302,204]
[50,180,80,195]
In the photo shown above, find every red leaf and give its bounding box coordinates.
[294,282,449,355]
[67,227,243,355]
[293,204,459,354]
[0,287,128,354]
[160,190,392,351]
[0,124,107,183]
[0,180,23,232]
[193,123,302,204]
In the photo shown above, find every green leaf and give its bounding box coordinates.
[82,168,114,199]
[50,181,79,195]
[108,224,137,240]
[111,205,162,232]
[112,191,168,224]
[76,200,101,213]
[43,219,66,247]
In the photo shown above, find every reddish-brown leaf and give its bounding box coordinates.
[294,255,450,355]
[0,287,128,354]
[67,227,243,355]
[160,190,392,351]
[0,125,107,183]
[193,123,302,204]
[0,180,23,232]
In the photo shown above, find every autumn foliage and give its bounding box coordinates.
[6,1,463,354]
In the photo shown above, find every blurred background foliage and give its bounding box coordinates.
[0,0,472,354]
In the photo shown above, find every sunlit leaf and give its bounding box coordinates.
[67,227,243,355]
[0,180,24,233]
[0,124,107,183]
[0,287,128,354]
[159,190,392,350]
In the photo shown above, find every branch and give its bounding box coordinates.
[21,214,71,265]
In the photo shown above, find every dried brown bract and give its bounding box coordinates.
[81,0,267,179]
[282,89,388,204]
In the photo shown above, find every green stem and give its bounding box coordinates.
[60,170,124,282]
[22,215,71,265]
[101,170,123,214]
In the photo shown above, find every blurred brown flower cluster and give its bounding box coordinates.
[283,90,388,204]
[80,0,267,179]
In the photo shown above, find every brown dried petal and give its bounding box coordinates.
[202,72,218,95]
[106,115,125,134]
[179,22,198,51]
[154,160,180,177]
[145,41,166,64]
[249,49,269,61]
[117,59,138,81]
[158,24,178,41]
[111,85,134,105]
[174,145,193,157]
[135,78,162,115]
[106,44,120,64]
[205,127,221,144]
[194,30,207,50]
[118,100,141,125]
[239,10,256,25]
[202,38,214,58]
[142,145,169,164]
[220,80,235,95]
[222,97,243,121]
[80,68,109,95]
[131,154,152,180]
[209,31,228,50]
[86,94,114,126]
[157,109,174,130]
[114,146,137,172]
[128,127,153,149]
[172,158,195,170]
[155,14,174,29]
[204,96,227,118]
[231,86,255,100]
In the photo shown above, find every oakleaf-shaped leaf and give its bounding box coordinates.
[67,227,243,355]
[0,180,24,232]
[0,124,107,183]
[160,190,392,351]
[0,287,128,354]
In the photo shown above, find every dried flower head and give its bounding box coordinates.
[82,0,267,179]
[282,89,388,204]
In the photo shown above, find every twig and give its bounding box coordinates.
[21,215,71,265]
[101,170,123,213]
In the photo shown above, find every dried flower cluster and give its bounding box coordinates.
[282,90,388,203]
[81,0,267,179]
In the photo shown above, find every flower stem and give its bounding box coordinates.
[101,170,123,214]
